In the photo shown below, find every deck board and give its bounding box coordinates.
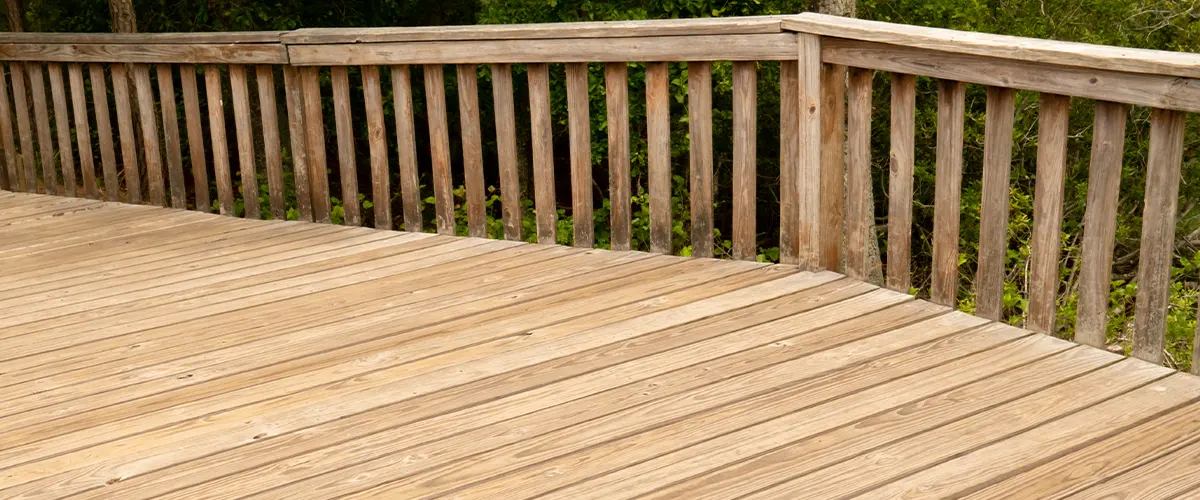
[0,192,1197,499]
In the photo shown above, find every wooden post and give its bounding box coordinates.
[528,63,556,245]
[687,61,713,258]
[423,64,454,235]
[362,65,391,230]
[90,65,120,202]
[606,62,631,251]
[329,65,358,226]
[797,33,823,270]
[1026,94,1070,332]
[256,65,285,220]
[886,73,916,292]
[1074,101,1126,348]
[492,63,521,241]
[457,64,486,238]
[974,86,1017,321]
[930,79,966,306]
[391,65,420,232]
[845,67,872,278]
[731,61,758,261]
[646,61,671,255]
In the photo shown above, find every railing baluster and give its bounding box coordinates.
[179,65,210,213]
[361,65,390,230]
[422,64,454,235]
[732,61,757,261]
[299,66,331,223]
[687,61,713,258]
[46,64,75,196]
[974,86,1017,321]
[491,63,521,241]
[256,65,285,220]
[845,67,872,278]
[0,64,18,191]
[110,64,141,203]
[566,62,593,248]
[390,65,420,231]
[329,65,358,226]
[778,60,799,265]
[282,65,311,221]
[89,65,119,202]
[456,63,486,238]
[133,63,166,206]
[229,64,261,219]
[820,63,846,271]
[886,73,916,292]
[605,62,630,251]
[28,64,57,195]
[156,65,187,209]
[797,33,823,270]
[1132,108,1186,365]
[528,62,556,245]
[931,79,966,307]
[645,61,671,255]
[204,64,236,216]
[67,63,97,199]
[1027,93,1070,332]
[1074,101,1127,348]
[11,63,36,192]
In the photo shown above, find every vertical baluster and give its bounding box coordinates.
[887,73,916,292]
[0,64,18,191]
[566,62,593,248]
[89,65,119,201]
[423,64,453,235]
[229,64,260,219]
[778,60,799,265]
[646,61,671,255]
[329,66,358,226]
[256,66,285,220]
[820,63,847,271]
[606,62,631,251]
[361,65,390,230]
[110,64,141,203]
[47,64,75,196]
[300,66,330,223]
[67,63,98,199]
[156,65,187,209]
[1074,101,1127,348]
[132,64,165,206]
[974,86,1018,321]
[179,66,210,213]
[845,67,873,279]
[931,79,966,307]
[798,33,823,270]
[28,64,57,195]
[282,65,311,221]
[204,64,236,215]
[1027,94,1071,332]
[687,61,713,258]
[528,63,556,245]
[492,63,520,241]
[391,65,420,231]
[732,61,758,261]
[11,63,36,192]
[1132,108,1186,365]
[456,63,486,238]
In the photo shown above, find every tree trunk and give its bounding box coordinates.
[818,0,856,17]
[4,0,21,32]
[109,0,137,33]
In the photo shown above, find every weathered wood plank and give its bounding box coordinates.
[110,63,141,203]
[456,64,486,238]
[390,65,420,231]
[605,62,630,251]
[687,61,713,258]
[229,64,261,219]
[329,65,358,226]
[886,73,915,292]
[974,86,1017,321]
[27,63,58,195]
[46,64,76,196]
[732,61,757,261]
[492,63,520,241]
[931,79,965,307]
[11,63,37,192]
[528,62,556,245]
[819,63,845,271]
[67,63,98,199]
[1027,93,1070,333]
[133,63,166,206]
[845,66,871,279]
[88,64,120,201]
[778,60,799,265]
[156,64,188,209]
[0,31,284,45]
[423,64,453,235]
[1074,101,1126,348]
[361,65,390,230]
[0,64,19,191]
[282,65,311,221]
[0,43,287,65]
[300,66,331,223]
[566,62,593,248]
[646,61,671,255]
[797,33,822,270]
[256,65,285,220]
[178,65,210,212]
[204,65,235,215]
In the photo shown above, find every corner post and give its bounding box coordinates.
[797,33,823,270]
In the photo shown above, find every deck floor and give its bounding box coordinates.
[2,192,1200,499]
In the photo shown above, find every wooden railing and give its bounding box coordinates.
[0,14,1196,370]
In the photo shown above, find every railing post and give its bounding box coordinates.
[797,32,823,270]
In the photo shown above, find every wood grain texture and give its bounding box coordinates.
[456,64,486,238]
[390,65,420,232]
[88,64,119,201]
[732,61,757,261]
[256,65,285,220]
[491,63,520,241]
[0,43,286,65]
[528,63,556,245]
[110,64,141,203]
[300,66,331,223]
[0,31,284,45]
[1131,108,1186,364]
[156,64,188,209]
[133,63,166,206]
[605,62,630,251]
[818,63,845,271]
[423,64,454,235]
[0,64,19,191]
[973,86,1017,321]
[46,64,76,196]
[778,60,799,265]
[1026,93,1070,333]
[204,64,236,215]
[27,63,57,195]
[567,62,593,248]
[10,63,36,192]
[646,61,671,255]
[845,66,871,279]
[229,64,261,219]
[67,63,98,199]
[282,65,311,221]
[329,65,358,226]
[179,66,210,213]
[361,65,390,230]
[687,61,713,258]
[1074,101,1126,348]
[886,73,915,292]
[931,79,966,307]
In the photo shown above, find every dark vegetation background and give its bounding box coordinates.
[8,0,1200,368]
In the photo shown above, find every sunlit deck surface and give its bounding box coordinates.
[3,191,1200,499]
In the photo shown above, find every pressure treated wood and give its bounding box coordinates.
[797,33,822,270]
[282,65,311,221]
[844,66,870,279]
[931,79,965,307]
[0,191,1192,500]
[0,64,20,191]
[67,63,98,199]
[300,66,331,224]
[361,65,390,230]
[157,64,188,209]
[179,66,210,212]
[329,66,359,227]
[89,64,120,202]
[255,66,284,220]
[205,65,236,216]
[133,63,166,207]
[457,64,486,238]
[10,63,36,192]
[973,86,1016,321]
[646,61,671,255]
[423,64,454,235]
[110,64,141,203]
[46,64,76,196]
[819,63,845,272]
[391,65,420,232]
[886,73,915,292]
[567,62,593,248]
[27,63,57,195]
[688,61,713,258]
[1027,94,1070,333]
[732,61,756,261]
[230,65,261,219]
[492,63,520,241]
[528,63,556,245]
[606,62,630,252]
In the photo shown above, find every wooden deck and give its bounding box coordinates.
[2,192,1200,499]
